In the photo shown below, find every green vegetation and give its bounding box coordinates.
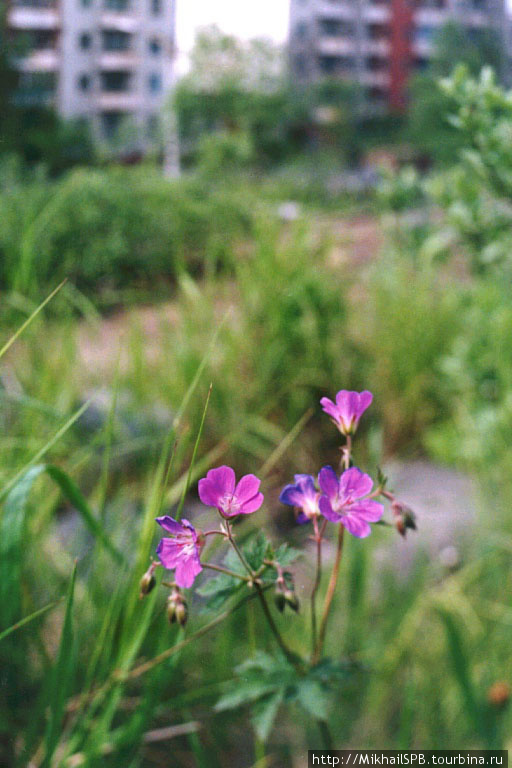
[2,64,512,766]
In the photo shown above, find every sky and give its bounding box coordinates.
[175,0,290,72]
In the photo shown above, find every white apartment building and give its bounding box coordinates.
[6,0,176,141]
[289,0,511,111]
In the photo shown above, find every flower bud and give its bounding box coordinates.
[174,601,188,627]
[274,589,286,613]
[139,565,157,598]
[391,501,417,538]
[166,596,177,625]
[284,589,300,613]
[487,681,510,710]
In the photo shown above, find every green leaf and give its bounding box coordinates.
[273,543,302,567]
[42,564,77,768]
[196,573,244,611]
[295,678,330,721]
[438,609,483,737]
[215,679,281,712]
[252,688,285,741]
[243,531,271,571]
[0,465,45,626]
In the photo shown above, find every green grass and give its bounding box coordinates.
[1,178,512,766]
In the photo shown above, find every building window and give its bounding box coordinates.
[78,73,91,90]
[318,55,353,75]
[148,73,162,93]
[101,111,125,139]
[101,70,131,91]
[319,19,352,37]
[104,0,130,9]
[102,29,131,50]
[149,37,161,55]
[79,32,92,49]
[151,0,161,14]
[81,0,93,7]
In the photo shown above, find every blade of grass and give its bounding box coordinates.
[42,563,77,768]
[0,279,66,360]
[175,383,212,521]
[46,464,124,563]
[0,399,91,502]
[0,600,61,643]
[258,409,313,478]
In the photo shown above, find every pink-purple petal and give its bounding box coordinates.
[156,537,182,569]
[357,390,373,417]
[348,499,384,522]
[155,515,183,534]
[234,474,261,504]
[238,492,264,516]
[318,466,339,500]
[174,555,202,589]
[198,466,236,508]
[341,515,371,538]
[319,495,341,522]
[338,467,373,501]
[280,484,305,507]
[320,397,339,420]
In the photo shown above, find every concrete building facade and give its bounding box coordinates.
[289,0,511,112]
[6,0,176,141]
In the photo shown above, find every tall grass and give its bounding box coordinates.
[1,192,511,765]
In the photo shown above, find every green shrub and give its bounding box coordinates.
[0,165,255,299]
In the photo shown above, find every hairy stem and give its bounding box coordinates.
[310,517,323,657]
[312,434,351,664]
[254,582,302,671]
[225,521,301,670]
[312,524,344,664]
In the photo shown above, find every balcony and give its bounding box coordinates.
[100,12,138,33]
[18,49,59,71]
[97,91,140,110]
[317,2,355,20]
[99,51,138,69]
[317,37,357,56]
[8,5,59,29]
[361,5,391,23]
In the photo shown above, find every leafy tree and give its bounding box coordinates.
[407,21,506,165]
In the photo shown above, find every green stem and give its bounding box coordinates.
[318,719,334,749]
[310,517,323,657]
[224,522,301,669]
[203,563,250,581]
[225,520,254,578]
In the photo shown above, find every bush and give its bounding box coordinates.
[0,165,255,299]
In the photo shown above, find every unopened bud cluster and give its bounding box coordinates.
[391,500,417,538]
[167,587,188,627]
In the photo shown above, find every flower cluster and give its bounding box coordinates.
[148,388,413,611]
[280,391,383,538]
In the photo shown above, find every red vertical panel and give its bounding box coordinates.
[389,0,414,111]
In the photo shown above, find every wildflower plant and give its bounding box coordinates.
[142,389,416,744]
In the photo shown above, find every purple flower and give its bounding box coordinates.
[318,466,383,539]
[155,516,203,588]
[279,474,320,524]
[198,465,264,518]
[320,390,373,435]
